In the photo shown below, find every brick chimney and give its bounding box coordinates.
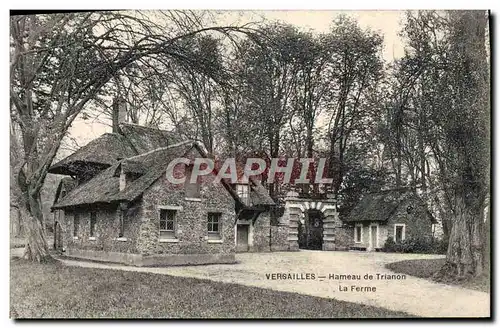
[112,97,127,133]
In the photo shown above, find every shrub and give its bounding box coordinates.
[383,236,398,252]
[383,236,447,254]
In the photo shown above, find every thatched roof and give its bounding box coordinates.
[48,133,136,175]
[344,189,434,223]
[249,181,275,206]
[52,163,121,209]
[118,123,181,153]
[49,123,183,176]
[112,160,147,177]
[52,140,261,209]
[52,141,194,209]
[214,160,275,207]
[50,119,276,209]
[113,141,196,202]
[52,177,77,207]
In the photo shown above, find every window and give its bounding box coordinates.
[354,224,362,243]
[90,212,97,237]
[160,209,176,239]
[118,211,125,238]
[73,213,80,238]
[236,184,250,205]
[394,224,406,242]
[184,165,201,199]
[207,213,221,240]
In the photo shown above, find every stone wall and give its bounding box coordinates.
[334,225,354,250]
[62,202,141,254]
[251,212,271,252]
[236,211,290,252]
[137,164,236,256]
[270,224,289,251]
[386,198,433,240]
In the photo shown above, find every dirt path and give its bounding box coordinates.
[13,249,489,317]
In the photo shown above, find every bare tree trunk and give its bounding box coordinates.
[16,180,52,262]
[21,203,51,262]
[441,197,485,278]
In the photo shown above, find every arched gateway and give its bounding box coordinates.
[284,191,343,251]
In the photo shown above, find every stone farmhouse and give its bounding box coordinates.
[49,106,434,266]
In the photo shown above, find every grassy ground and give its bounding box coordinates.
[10,258,412,319]
[10,236,54,249]
[386,259,490,293]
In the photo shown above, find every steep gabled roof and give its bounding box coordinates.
[249,181,275,206]
[52,163,121,209]
[52,177,78,207]
[118,123,181,153]
[52,140,255,209]
[48,123,183,176]
[48,133,136,175]
[344,189,435,223]
[113,141,195,202]
[52,141,194,209]
[215,160,275,207]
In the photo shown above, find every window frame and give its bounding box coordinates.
[236,184,250,206]
[73,212,80,238]
[90,212,97,238]
[159,209,176,239]
[207,212,222,240]
[394,224,406,243]
[117,210,125,238]
[354,223,363,243]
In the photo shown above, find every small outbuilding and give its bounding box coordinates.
[343,189,437,251]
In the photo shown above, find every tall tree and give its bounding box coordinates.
[386,10,490,277]
[323,16,384,194]
[233,23,303,198]
[10,11,255,261]
[290,31,331,159]
[439,11,490,277]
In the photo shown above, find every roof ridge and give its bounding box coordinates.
[122,139,195,162]
[118,122,171,132]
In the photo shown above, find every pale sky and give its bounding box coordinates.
[66,10,407,155]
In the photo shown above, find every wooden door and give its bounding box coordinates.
[236,225,249,252]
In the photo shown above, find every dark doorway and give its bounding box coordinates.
[298,210,324,250]
[236,224,249,252]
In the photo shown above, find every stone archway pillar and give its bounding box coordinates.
[284,192,341,251]
[321,199,341,251]
[284,192,303,251]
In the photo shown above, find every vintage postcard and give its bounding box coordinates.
[9,9,491,319]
